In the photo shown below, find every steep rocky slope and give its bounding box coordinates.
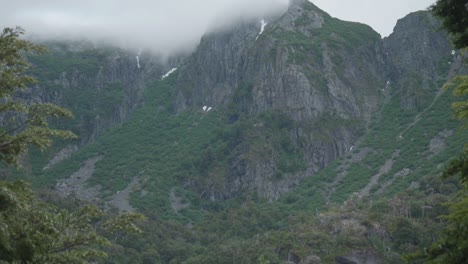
[168,0,453,200]
[6,2,468,263]
[174,0,386,121]
[384,11,452,110]
[28,41,181,144]
[12,1,461,212]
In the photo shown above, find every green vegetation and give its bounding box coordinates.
[431,0,468,49]
[0,180,144,263]
[25,54,465,262]
[0,27,76,166]
[277,11,379,50]
[3,3,467,262]
[0,27,144,264]
[27,46,125,140]
[406,1,468,259]
[33,74,308,221]
[271,7,381,98]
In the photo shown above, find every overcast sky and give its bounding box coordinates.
[0,0,435,56]
[313,0,435,36]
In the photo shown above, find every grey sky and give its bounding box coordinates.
[313,0,435,36]
[0,0,435,56]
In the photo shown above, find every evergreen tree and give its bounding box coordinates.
[0,26,76,166]
[407,1,468,262]
[0,27,144,263]
[431,0,468,49]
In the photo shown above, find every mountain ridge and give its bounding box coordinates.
[166,1,455,200]
[4,2,468,263]
[15,2,461,204]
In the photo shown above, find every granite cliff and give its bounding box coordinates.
[168,0,454,200]
[14,1,460,207]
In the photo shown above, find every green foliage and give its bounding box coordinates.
[0,181,105,263]
[267,8,382,105]
[27,46,124,142]
[409,4,468,257]
[422,193,468,263]
[405,152,468,263]
[0,180,145,263]
[0,27,76,166]
[445,75,468,121]
[2,8,465,263]
[0,27,145,264]
[431,0,468,49]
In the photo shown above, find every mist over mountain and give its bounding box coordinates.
[0,0,288,56]
[1,0,435,57]
[2,0,467,263]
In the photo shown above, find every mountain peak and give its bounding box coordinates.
[285,0,328,19]
[289,0,307,6]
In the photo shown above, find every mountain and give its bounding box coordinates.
[5,0,468,263]
[17,0,463,212]
[162,0,459,202]
[27,41,182,144]
[171,0,387,201]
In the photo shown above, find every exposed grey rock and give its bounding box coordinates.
[280,0,325,34]
[299,255,321,264]
[429,129,453,155]
[43,145,78,170]
[359,151,399,197]
[27,4,457,204]
[55,156,103,201]
[173,6,454,201]
[335,250,382,264]
[170,188,190,213]
[383,11,451,110]
[376,168,412,195]
[108,177,140,212]
[31,43,184,144]
[172,0,393,200]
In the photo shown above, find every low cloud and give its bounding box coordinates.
[0,0,288,57]
[0,0,434,56]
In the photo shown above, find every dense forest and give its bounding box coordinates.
[1,0,468,263]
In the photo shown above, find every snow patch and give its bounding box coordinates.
[136,56,140,69]
[452,50,456,56]
[162,68,177,79]
[383,80,390,91]
[136,48,142,69]
[256,19,268,40]
[202,106,213,112]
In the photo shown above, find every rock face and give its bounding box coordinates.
[384,11,451,110]
[29,42,182,144]
[170,2,452,200]
[56,156,103,201]
[43,145,79,170]
[173,1,385,122]
[21,2,454,202]
[335,250,382,264]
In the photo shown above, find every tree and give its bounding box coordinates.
[405,2,468,262]
[0,26,76,166]
[449,75,468,122]
[0,27,145,263]
[431,0,468,49]
[0,180,145,263]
